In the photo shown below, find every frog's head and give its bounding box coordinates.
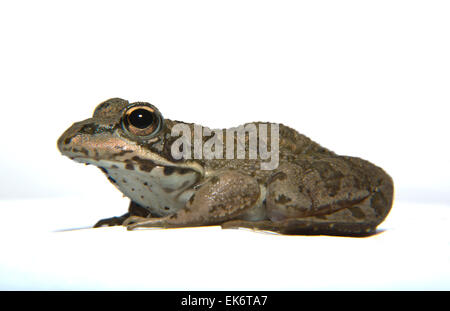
[58,98,204,213]
[58,98,204,178]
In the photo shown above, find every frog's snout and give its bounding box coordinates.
[58,118,138,162]
[56,122,83,155]
[57,120,93,158]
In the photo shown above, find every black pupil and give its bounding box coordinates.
[128,109,154,129]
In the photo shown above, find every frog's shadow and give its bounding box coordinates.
[54,225,386,238]
[233,227,387,238]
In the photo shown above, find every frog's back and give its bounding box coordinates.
[276,123,336,160]
[199,122,337,183]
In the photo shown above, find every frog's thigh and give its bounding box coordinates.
[126,171,260,229]
[265,163,314,221]
[263,159,393,235]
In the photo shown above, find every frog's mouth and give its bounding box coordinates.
[59,143,204,177]
[70,155,204,177]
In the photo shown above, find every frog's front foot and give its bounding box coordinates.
[94,214,130,227]
[95,201,154,228]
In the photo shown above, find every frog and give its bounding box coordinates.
[57,98,394,236]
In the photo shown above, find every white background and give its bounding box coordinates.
[0,1,449,290]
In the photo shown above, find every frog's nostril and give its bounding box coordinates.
[63,137,72,145]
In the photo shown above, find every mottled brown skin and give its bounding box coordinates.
[222,157,393,236]
[58,98,394,236]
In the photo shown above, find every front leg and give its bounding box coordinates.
[94,201,152,227]
[125,171,260,230]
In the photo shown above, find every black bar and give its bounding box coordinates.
[0,291,448,310]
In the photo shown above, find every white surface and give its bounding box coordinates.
[0,198,449,290]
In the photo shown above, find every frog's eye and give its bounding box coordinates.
[122,104,163,138]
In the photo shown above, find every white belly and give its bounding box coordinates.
[92,160,200,216]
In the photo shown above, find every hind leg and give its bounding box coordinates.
[222,198,381,236]
[223,157,393,236]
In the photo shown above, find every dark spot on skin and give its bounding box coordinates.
[348,206,365,219]
[160,136,184,163]
[163,166,175,175]
[131,188,135,192]
[326,179,341,197]
[125,162,134,170]
[79,122,117,136]
[139,164,153,172]
[143,182,148,186]
[111,165,118,169]
[64,137,73,145]
[79,123,97,135]
[164,206,170,210]
[122,179,127,183]
[176,168,190,175]
[298,185,304,193]
[141,195,144,199]
[162,187,175,193]
[275,194,292,204]
[132,156,156,172]
[112,150,134,158]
